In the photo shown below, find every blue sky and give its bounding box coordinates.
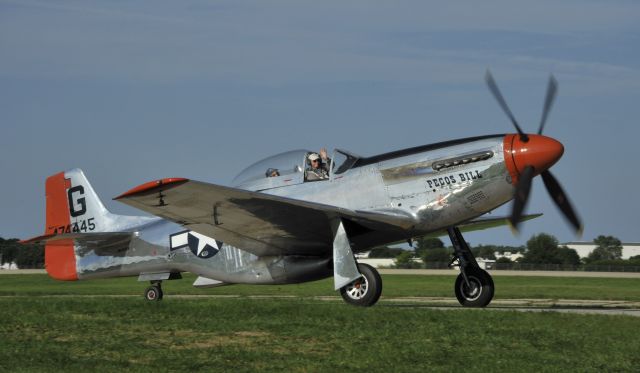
[1,0,639,247]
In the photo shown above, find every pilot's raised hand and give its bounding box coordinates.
[320,148,328,160]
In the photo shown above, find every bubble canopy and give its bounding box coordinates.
[232,149,310,186]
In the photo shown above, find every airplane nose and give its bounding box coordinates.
[503,134,564,184]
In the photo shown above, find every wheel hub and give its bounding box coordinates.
[345,276,368,300]
[460,276,482,301]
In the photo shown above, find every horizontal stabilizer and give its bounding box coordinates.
[22,232,134,258]
[20,232,134,281]
[22,232,133,246]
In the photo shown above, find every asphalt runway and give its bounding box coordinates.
[376,297,640,317]
[3,293,638,317]
[386,305,640,317]
[378,269,640,278]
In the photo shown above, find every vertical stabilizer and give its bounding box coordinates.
[46,168,114,235]
[41,169,154,280]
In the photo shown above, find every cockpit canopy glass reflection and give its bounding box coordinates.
[231,148,362,187]
[232,150,309,186]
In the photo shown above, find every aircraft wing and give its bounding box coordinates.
[460,213,542,232]
[420,213,543,239]
[114,178,416,256]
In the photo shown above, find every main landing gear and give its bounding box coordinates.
[448,227,494,307]
[340,263,383,307]
[144,281,163,301]
[336,227,494,308]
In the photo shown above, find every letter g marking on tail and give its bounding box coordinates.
[68,185,86,217]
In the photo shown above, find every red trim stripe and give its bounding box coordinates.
[114,178,188,200]
[503,134,519,185]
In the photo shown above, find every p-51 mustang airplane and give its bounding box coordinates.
[23,72,581,307]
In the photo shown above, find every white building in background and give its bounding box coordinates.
[562,242,640,259]
[0,262,18,270]
[355,251,395,268]
[494,251,524,261]
[358,258,396,268]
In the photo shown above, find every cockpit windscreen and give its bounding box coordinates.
[232,149,309,186]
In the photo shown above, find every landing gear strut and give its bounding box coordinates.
[447,227,494,307]
[144,280,164,301]
[340,263,383,307]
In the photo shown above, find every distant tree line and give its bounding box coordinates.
[388,233,639,269]
[368,247,404,258]
[390,236,526,269]
[0,237,44,269]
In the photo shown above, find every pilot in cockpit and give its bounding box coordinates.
[305,148,331,181]
[266,168,280,177]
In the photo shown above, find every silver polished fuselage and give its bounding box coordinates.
[76,135,514,285]
[267,135,511,230]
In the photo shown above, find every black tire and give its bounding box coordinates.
[144,286,163,301]
[454,267,494,307]
[340,263,383,307]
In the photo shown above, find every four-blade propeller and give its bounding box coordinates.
[485,70,582,235]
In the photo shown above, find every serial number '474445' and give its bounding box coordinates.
[54,218,96,234]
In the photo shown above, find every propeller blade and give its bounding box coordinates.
[538,75,558,135]
[510,165,535,231]
[485,70,528,142]
[541,170,583,235]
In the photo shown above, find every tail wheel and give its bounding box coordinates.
[454,267,494,307]
[144,286,163,301]
[340,263,383,307]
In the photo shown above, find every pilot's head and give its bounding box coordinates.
[265,168,280,177]
[308,153,321,168]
